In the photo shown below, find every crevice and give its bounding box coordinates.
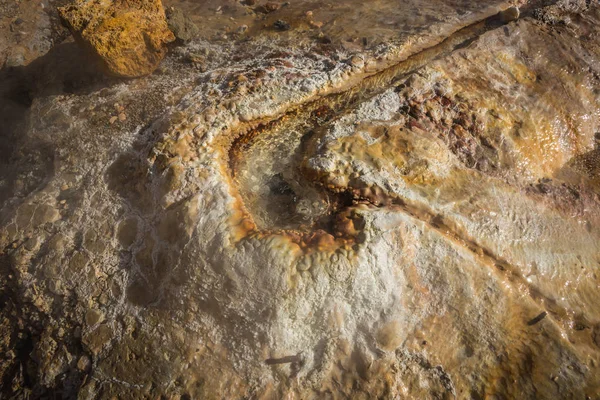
[224,6,527,252]
[348,183,587,333]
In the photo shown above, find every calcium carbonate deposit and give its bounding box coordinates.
[1,0,600,398]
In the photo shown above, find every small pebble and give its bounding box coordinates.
[77,356,91,371]
[349,56,364,68]
[109,116,118,124]
[274,20,290,31]
[265,2,281,12]
[119,113,127,122]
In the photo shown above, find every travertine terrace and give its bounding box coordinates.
[1,0,600,398]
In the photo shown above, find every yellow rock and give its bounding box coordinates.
[58,0,175,78]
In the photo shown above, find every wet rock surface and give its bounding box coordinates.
[1,0,600,398]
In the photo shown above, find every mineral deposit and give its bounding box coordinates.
[1,0,599,398]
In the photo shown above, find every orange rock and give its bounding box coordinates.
[58,0,175,78]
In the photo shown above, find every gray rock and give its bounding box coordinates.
[166,6,200,43]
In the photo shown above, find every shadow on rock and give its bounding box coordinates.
[0,41,125,207]
[0,40,126,399]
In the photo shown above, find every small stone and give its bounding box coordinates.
[166,6,200,43]
[109,116,118,124]
[85,309,104,326]
[82,324,113,355]
[256,2,281,14]
[310,20,324,29]
[119,113,127,122]
[274,20,291,31]
[239,112,253,122]
[349,56,364,69]
[187,53,205,64]
[265,2,281,12]
[77,355,91,371]
[23,236,40,251]
[98,293,109,305]
[5,52,25,67]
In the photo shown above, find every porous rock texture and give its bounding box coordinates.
[1,0,600,398]
[58,0,175,77]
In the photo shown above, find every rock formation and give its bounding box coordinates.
[58,0,175,77]
[1,0,600,398]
